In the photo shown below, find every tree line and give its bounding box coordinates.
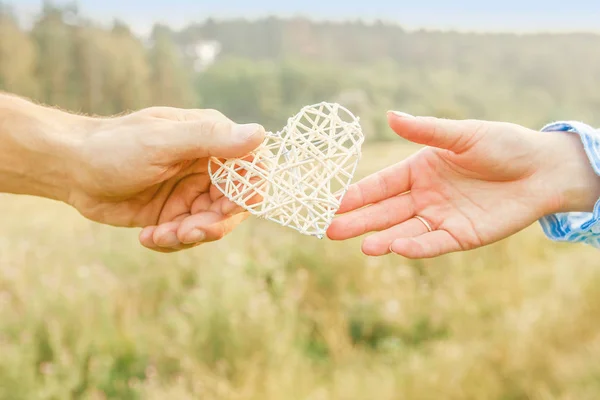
[2,2,600,142]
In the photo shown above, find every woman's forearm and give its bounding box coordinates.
[0,94,87,202]
[538,120,600,246]
[543,128,600,214]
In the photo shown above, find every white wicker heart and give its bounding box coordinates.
[208,102,364,238]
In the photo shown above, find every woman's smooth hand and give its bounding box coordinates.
[68,107,265,253]
[327,112,600,258]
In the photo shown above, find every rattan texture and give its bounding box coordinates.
[208,102,364,238]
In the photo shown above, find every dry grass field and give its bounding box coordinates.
[0,142,598,400]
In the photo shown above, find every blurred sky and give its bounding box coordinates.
[10,0,600,35]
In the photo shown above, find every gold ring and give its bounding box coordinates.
[414,215,433,232]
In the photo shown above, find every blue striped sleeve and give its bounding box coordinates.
[538,121,600,248]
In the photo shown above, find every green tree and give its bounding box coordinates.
[0,8,38,98]
[31,2,78,109]
[197,57,282,129]
[148,24,196,108]
[105,22,152,114]
[70,23,108,114]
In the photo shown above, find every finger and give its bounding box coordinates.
[387,111,486,153]
[140,222,198,253]
[153,221,185,248]
[153,213,189,248]
[176,212,248,245]
[327,194,414,240]
[142,242,198,253]
[209,183,262,215]
[191,192,213,214]
[218,213,249,238]
[211,194,245,216]
[158,174,210,224]
[361,218,431,256]
[192,191,245,216]
[142,241,199,253]
[390,230,462,259]
[153,115,266,161]
[210,181,224,202]
[337,160,412,214]
[139,226,157,248]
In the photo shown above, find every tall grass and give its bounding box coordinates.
[0,143,598,399]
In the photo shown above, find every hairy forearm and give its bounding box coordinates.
[0,94,87,202]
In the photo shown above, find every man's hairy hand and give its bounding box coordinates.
[69,107,265,252]
[0,95,265,253]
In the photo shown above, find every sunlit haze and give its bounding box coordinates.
[9,0,600,35]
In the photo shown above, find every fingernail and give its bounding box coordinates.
[388,111,415,118]
[139,226,154,241]
[233,123,263,139]
[389,244,398,255]
[159,232,180,247]
[183,229,206,244]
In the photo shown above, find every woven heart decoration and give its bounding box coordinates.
[208,102,365,238]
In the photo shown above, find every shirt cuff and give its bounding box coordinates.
[538,121,600,248]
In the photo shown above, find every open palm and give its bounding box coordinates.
[327,112,592,258]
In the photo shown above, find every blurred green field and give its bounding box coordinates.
[0,142,599,400]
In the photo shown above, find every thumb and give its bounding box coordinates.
[157,118,266,161]
[387,111,484,153]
